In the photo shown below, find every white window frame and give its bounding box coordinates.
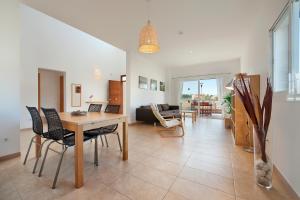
[270,1,291,93]
[271,0,300,101]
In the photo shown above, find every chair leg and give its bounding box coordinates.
[116,132,122,152]
[104,135,109,147]
[181,125,185,137]
[38,141,55,177]
[100,135,104,147]
[23,136,36,165]
[32,139,49,174]
[52,146,67,189]
[94,137,99,166]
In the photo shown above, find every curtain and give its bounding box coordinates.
[216,77,224,102]
[171,78,183,105]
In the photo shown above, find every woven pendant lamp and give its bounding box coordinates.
[139,20,160,53]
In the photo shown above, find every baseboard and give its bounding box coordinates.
[20,127,31,131]
[0,152,20,162]
[274,166,300,198]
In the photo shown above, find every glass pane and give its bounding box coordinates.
[289,0,300,99]
[181,80,198,109]
[273,10,290,92]
[200,79,218,101]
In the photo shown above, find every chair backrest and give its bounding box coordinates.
[150,104,168,127]
[41,108,64,140]
[88,104,102,112]
[105,105,120,114]
[104,105,120,131]
[26,106,43,136]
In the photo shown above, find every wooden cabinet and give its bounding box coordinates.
[108,80,123,114]
[231,74,260,146]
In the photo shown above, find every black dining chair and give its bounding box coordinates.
[84,103,104,166]
[88,103,102,112]
[85,104,122,153]
[38,108,94,189]
[24,106,50,173]
[103,105,122,151]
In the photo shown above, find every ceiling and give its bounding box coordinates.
[22,0,262,68]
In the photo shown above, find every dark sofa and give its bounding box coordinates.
[136,104,180,124]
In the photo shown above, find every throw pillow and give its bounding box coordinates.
[161,104,169,111]
[157,104,163,112]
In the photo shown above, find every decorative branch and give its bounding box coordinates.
[234,74,273,163]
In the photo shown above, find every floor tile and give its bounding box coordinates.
[143,156,184,176]
[179,166,235,195]
[163,191,189,200]
[129,164,177,190]
[170,178,235,200]
[112,174,167,200]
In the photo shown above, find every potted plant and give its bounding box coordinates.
[222,92,232,129]
[222,93,232,115]
[234,74,273,189]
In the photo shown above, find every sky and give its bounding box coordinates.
[182,79,218,96]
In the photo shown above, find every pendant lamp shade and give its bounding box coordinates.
[139,20,160,53]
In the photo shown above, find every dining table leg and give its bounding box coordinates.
[74,125,84,188]
[35,135,41,158]
[122,120,128,160]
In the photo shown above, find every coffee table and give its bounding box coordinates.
[181,110,197,123]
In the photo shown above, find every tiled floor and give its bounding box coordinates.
[0,118,299,200]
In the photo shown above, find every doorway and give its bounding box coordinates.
[108,80,123,114]
[38,69,65,112]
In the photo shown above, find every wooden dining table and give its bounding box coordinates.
[36,112,128,188]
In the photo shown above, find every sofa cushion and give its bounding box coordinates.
[157,104,163,112]
[141,105,151,110]
[160,104,169,111]
[161,110,181,118]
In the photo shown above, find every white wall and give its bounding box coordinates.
[20,4,126,128]
[0,0,20,156]
[241,0,300,196]
[167,58,241,104]
[127,52,167,123]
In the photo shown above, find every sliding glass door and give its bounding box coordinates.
[180,78,220,114]
[181,80,199,110]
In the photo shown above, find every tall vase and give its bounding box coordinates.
[253,127,273,189]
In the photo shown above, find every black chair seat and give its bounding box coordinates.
[102,125,117,132]
[84,125,117,137]
[43,129,73,139]
[62,134,93,147]
[84,128,102,137]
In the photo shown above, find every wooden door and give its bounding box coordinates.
[59,75,65,112]
[38,73,41,112]
[108,80,123,114]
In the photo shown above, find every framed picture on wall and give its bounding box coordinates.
[150,79,157,91]
[160,81,165,91]
[138,76,148,89]
[71,83,82,107]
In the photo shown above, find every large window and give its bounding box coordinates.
[272,0,300,100]
[180,78,220,112]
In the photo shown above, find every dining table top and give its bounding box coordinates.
[59,112,127,125]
